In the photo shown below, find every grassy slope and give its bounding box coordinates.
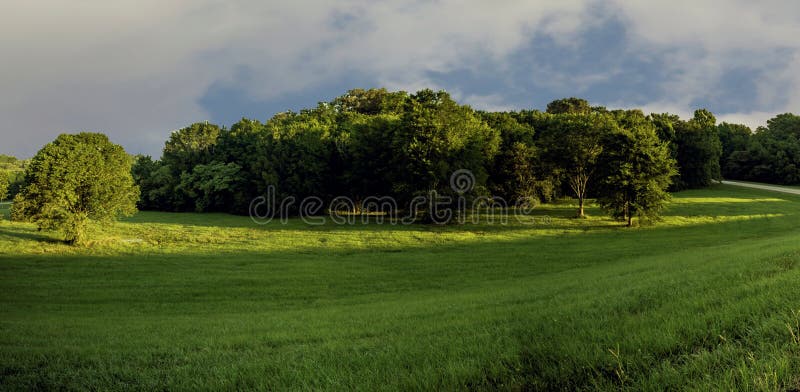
[1,185,799,390]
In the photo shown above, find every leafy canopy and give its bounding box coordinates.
[11,133,139,244]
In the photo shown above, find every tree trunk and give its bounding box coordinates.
[625,202,632,227]
[578,196,585,218]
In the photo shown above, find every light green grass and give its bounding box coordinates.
[1,185,800,390]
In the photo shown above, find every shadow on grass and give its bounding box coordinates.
[0,225,62,243]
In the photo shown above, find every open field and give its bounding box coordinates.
[1,185,800,390]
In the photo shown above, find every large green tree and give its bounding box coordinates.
[214,118,270,214]
[392,89,500,204]
[597,111,677,226]
[478,111,542,201]
[717,122,752,179]
[340,113,401,202]
[177,161,242,212]
[538,112,614,217]
[11,133,139,244]
[256,108,339,209]
[162,122,222,174]
[673,110,722,189]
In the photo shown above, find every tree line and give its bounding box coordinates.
[5,88,798,244]
[718,114,800,184]
[130,90,726,224]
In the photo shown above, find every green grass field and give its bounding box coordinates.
[1,185,800,390]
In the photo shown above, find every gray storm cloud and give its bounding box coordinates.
[1,0,799,157]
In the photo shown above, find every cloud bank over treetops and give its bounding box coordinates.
[1,0,799,157]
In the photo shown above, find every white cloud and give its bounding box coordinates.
[0,0,598,157]
[607,0,800,128]
[1,0,799,156]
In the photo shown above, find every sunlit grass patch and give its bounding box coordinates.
[2,184,800,389]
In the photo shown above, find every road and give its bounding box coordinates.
[721,180,800,195]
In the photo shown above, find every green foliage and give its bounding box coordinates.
[162,122,221,175]
[717,122,753,178]
[214,118,271,213]
[11,133,139,244]
[260,108,339,206]
[341,113,401,200]
[0,170,7,202]
[597,110,677,226]
[331,88,407,115]
[537,112,615,216]
[393,89,500,203]
[478,111,542,201]
[177,161,242,212]
[545,97,592,115]
[0,155,28,201]
[673,109,723,189]
[715,113,800,185]
[122,90,800,224]
[0,154,27,172]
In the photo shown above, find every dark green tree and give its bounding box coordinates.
[177,161,242,212]
[214,118,269,213]
[538,112,614,217]
[341,113,401,202]
[673,109,722,189]
[392,89,500,204]
[597,111,677,226]
[546,98,592,115]
[11,133,139,244]
[257,108,338,209]
[478,111,540,201]
[717,122,752,179]
[162,122,222,174]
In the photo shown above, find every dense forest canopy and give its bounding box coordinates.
[124,89,709,225]
[123,88,794,225]
[5,88,799,227]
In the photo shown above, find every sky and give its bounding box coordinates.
[1,0,799,158]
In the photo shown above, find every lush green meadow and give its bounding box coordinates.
[1,185,800,390]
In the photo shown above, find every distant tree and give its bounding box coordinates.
[664,109,722,189]
[158,122,222,210]
[538,112,614,217]
[131,156,176,211]
[478,111,540,201]
[258,108,338,209]
[214,118,269,213]
[162,122,221,174]
[0,170,8,202]
[177,161,242,212]
[765,113,800,139]
[11,133,139,244]
[393,89,500,205]
[746,121,800,184]
[717,122,752,179]
[546,98,592,115]
[331,88,407,115]
[597,111,677,226]
[341,113,401,202]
